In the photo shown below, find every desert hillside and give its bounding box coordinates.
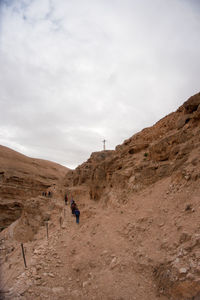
[0,146,69,231]
[1,92,200,300]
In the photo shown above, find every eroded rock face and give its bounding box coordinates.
[183,93,200,114]
[12,196,55,242]
[0,201,23,231]
[65,150,115,200]
[65,92,200,204]
[0,146,69,230]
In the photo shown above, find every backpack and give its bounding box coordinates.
[75,209,80,216]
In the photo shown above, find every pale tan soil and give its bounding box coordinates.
[0,145,68,178]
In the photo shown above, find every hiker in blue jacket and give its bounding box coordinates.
[74,208,80,224]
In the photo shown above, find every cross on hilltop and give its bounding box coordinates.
[102,139,106,151]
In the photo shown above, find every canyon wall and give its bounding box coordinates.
[0,146,69,231]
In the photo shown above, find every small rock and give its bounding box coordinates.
[82,281,89,288]
[36,265,42,271]
[110,257,118,269]
[71,290,80,297]
[177,251,183,258]
[196,266,200,274]
[48,273,55,278]
[52,287,65,294]
[174,258,180,264]
[179,267,188,274]
[33,249,41,255]
[111,257,117,263]
[88,272,93,279]
[101,250,108,256]
[186,273,195,280]
[185,204,192,211]
[179,232,191,243]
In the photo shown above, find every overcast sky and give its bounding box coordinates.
[0,0,200,168]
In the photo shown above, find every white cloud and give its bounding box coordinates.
[0,0,200,168]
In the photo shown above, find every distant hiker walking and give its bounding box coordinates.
[74,208,80,224]
[70,197,74,206]
[71,201,76,215]
[64,194,68,205]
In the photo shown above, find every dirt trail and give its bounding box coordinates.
[0,183,172,300]
[1,173,200,299]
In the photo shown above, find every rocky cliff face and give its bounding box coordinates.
[61,92,200,299]
[0,146,69,231]
[65,92,200,204]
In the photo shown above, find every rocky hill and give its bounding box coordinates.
[65,92,200,205]
[0,146,69,231]
[1,92,200,300]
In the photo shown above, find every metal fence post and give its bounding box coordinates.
[21,243,27,268]
[45,221,49,239]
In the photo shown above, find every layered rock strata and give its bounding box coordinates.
[65,93,200,205]
[0,146,69,231]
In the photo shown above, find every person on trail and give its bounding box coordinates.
[74,208,80,224]
[71,202,77,215]
[64,194,68,205]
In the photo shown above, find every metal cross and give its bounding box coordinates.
[102,139,106,151]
